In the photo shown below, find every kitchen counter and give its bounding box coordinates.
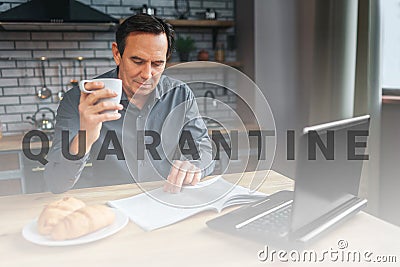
[0,134,49,152]
[0,170,399,267]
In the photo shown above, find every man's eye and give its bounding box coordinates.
[153,62,163,67]
[133,60,143,64]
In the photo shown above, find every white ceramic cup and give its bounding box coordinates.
[79,78,122,113]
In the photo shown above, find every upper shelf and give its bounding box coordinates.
[167,19,235,49]
[166,20,235,28]
[166,61,241,69]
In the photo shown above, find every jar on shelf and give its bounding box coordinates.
[197,49,209,61]
[214,42,225,62]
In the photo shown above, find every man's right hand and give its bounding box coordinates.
[70,81,123,154]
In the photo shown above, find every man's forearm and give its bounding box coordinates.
[44,135,90,193]
[69,131,94,156]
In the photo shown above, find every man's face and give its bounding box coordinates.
[112,32,168,98]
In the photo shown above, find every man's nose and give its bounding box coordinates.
[140,62,152,80]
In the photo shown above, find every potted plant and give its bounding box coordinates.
[175,36,196,62]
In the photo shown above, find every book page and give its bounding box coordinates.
[107,176,265,231]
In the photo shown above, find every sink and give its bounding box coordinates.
[206,121,222,129]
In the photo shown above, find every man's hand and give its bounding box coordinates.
[70,81,123,154]
[163,160,202,193]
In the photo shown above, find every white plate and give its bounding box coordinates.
[22,208,129,246]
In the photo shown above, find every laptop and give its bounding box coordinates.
[207,115,370,246]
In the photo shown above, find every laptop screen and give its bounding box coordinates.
[290,115,370,233]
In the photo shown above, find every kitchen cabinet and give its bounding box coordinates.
[0,134,51,194]
[21,149,48,194]
[0,152,23,195]
[0,134,93,195]
[21,149,94,194]
[0,135,28,195]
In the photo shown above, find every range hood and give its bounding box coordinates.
[0,0,119,31]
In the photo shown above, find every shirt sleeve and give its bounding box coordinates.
[43,89,89,193]
[181,85,215,177]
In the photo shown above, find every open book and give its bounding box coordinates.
[107,176,266,231]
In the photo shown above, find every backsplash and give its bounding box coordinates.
[0,0,236,135]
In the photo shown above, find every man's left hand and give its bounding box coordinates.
[163,160,201,193]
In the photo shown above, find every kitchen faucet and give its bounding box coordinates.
[203,90,217,124]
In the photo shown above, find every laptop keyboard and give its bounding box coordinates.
[236,203,292,237]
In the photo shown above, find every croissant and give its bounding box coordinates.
[37,197,86,235]
[51,205,115,241]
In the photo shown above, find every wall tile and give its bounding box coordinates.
[0,61,16,68]
[0,42,15,49]
[64,50,95,58]
[1,68,34,78]
[202,1,227,9]
[92,0,121,5]
[79,41,110,49]
[0,96,19,105]
[15,41,47,50]
[94,50,113,58]
[6,122,33,131]
[38,103,60,111]
[3,86,35,96]
[32,51,64,59]
[32,32,62,40]
[0,114,22,123]
[0,50,32,59]
[48,41,79,49]
[0,78,19,87]
[5,104,37,114]
[94,32,115,40]
[107,6,132,15]
[0,32,30,40]
[20,95,53,104]
[18,77,42,87]
[63,32,94,40]
[83,59,115,67]
[161,7,178,17]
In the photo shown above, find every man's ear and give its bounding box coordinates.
[112,42,121,66]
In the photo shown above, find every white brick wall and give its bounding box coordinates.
[0,0,236,135]
[15,41,47,49]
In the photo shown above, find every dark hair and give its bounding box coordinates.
[116,14,175,59]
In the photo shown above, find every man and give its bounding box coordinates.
[44,14,214,193]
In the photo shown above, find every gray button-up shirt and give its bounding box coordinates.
[44,68,214,193]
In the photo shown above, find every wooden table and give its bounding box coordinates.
[0,170,399,267]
